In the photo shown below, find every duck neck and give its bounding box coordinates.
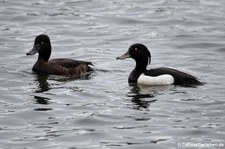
[38,52,50,62]
[38,46,51,62]
[128,60,148,83]
[135,59,147,73]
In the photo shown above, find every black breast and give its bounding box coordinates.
[128,69,143,83]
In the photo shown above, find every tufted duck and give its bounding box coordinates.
[117,43,202,86]
[26,34,93,76]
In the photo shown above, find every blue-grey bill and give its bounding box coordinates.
[26,46,38,56]
[116,51,131,60]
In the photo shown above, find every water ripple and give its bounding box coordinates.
[0,0,225,148]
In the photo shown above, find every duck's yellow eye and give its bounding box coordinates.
[41,41,44,45]
[134,48,138,51]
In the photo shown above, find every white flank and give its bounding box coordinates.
[137,74,174,86]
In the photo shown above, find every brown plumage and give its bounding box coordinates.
[26,34,93,76]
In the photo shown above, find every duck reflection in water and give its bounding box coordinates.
[32,73,52,108]
[34,95,51,105]
[127,84,156,110]
[33,95,53,111]
[127,84,175,110]
[34,71,92,93]
[34,73,51,93]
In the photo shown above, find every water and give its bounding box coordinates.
[0,0,225,148]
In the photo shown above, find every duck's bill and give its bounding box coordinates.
[116,51,131,60]
[26,45,38,56]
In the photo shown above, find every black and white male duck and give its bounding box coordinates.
[117,43,202,86]
[26,34,93,76]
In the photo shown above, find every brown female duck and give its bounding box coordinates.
[26,34,93,76]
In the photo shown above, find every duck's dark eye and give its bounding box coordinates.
[134,48,138,51]
[41,41,44,45]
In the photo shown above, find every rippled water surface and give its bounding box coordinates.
[0,0,225,148]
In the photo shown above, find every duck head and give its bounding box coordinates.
[117,43,151,71]
[26,34,52,62]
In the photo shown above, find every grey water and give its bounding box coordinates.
[0,0,225,148]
